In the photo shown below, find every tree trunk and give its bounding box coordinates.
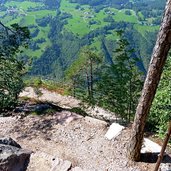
[90,58,93,99]
[127,0,171,161]
[72,77,76,97]
[154,121,171,171]
[85,69,91,97]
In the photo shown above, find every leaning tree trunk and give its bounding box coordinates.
[127,0,171,161]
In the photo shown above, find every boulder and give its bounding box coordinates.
[0,137,31,171]
[105,123,125,140]
[141,138,162,153]
[0,137,21,148]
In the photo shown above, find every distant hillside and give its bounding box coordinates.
[0,0,165,80]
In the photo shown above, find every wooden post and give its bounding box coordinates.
[154,121,171,171]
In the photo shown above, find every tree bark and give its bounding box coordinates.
[154,121,171,171]
[85,69,91,97]
[90,58,93,99]
[127,0,171,161]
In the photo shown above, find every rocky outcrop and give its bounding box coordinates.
[27,151,72,171]
[0,137,31,171]
[20,87,117,122]
[0,137,21,148]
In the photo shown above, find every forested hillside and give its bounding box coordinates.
[0,0,165,79]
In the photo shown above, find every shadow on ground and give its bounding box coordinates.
[12,102,83,140]
[140,152,171,164]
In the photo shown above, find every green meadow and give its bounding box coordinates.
[60,0,158,38]
[1,0,160,58]
[5,1,44,10]
[2,1,56,58]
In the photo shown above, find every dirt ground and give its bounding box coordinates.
[0,111,161,171]
[0,87,170,171]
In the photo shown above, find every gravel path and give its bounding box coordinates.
[0,114,154,171]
